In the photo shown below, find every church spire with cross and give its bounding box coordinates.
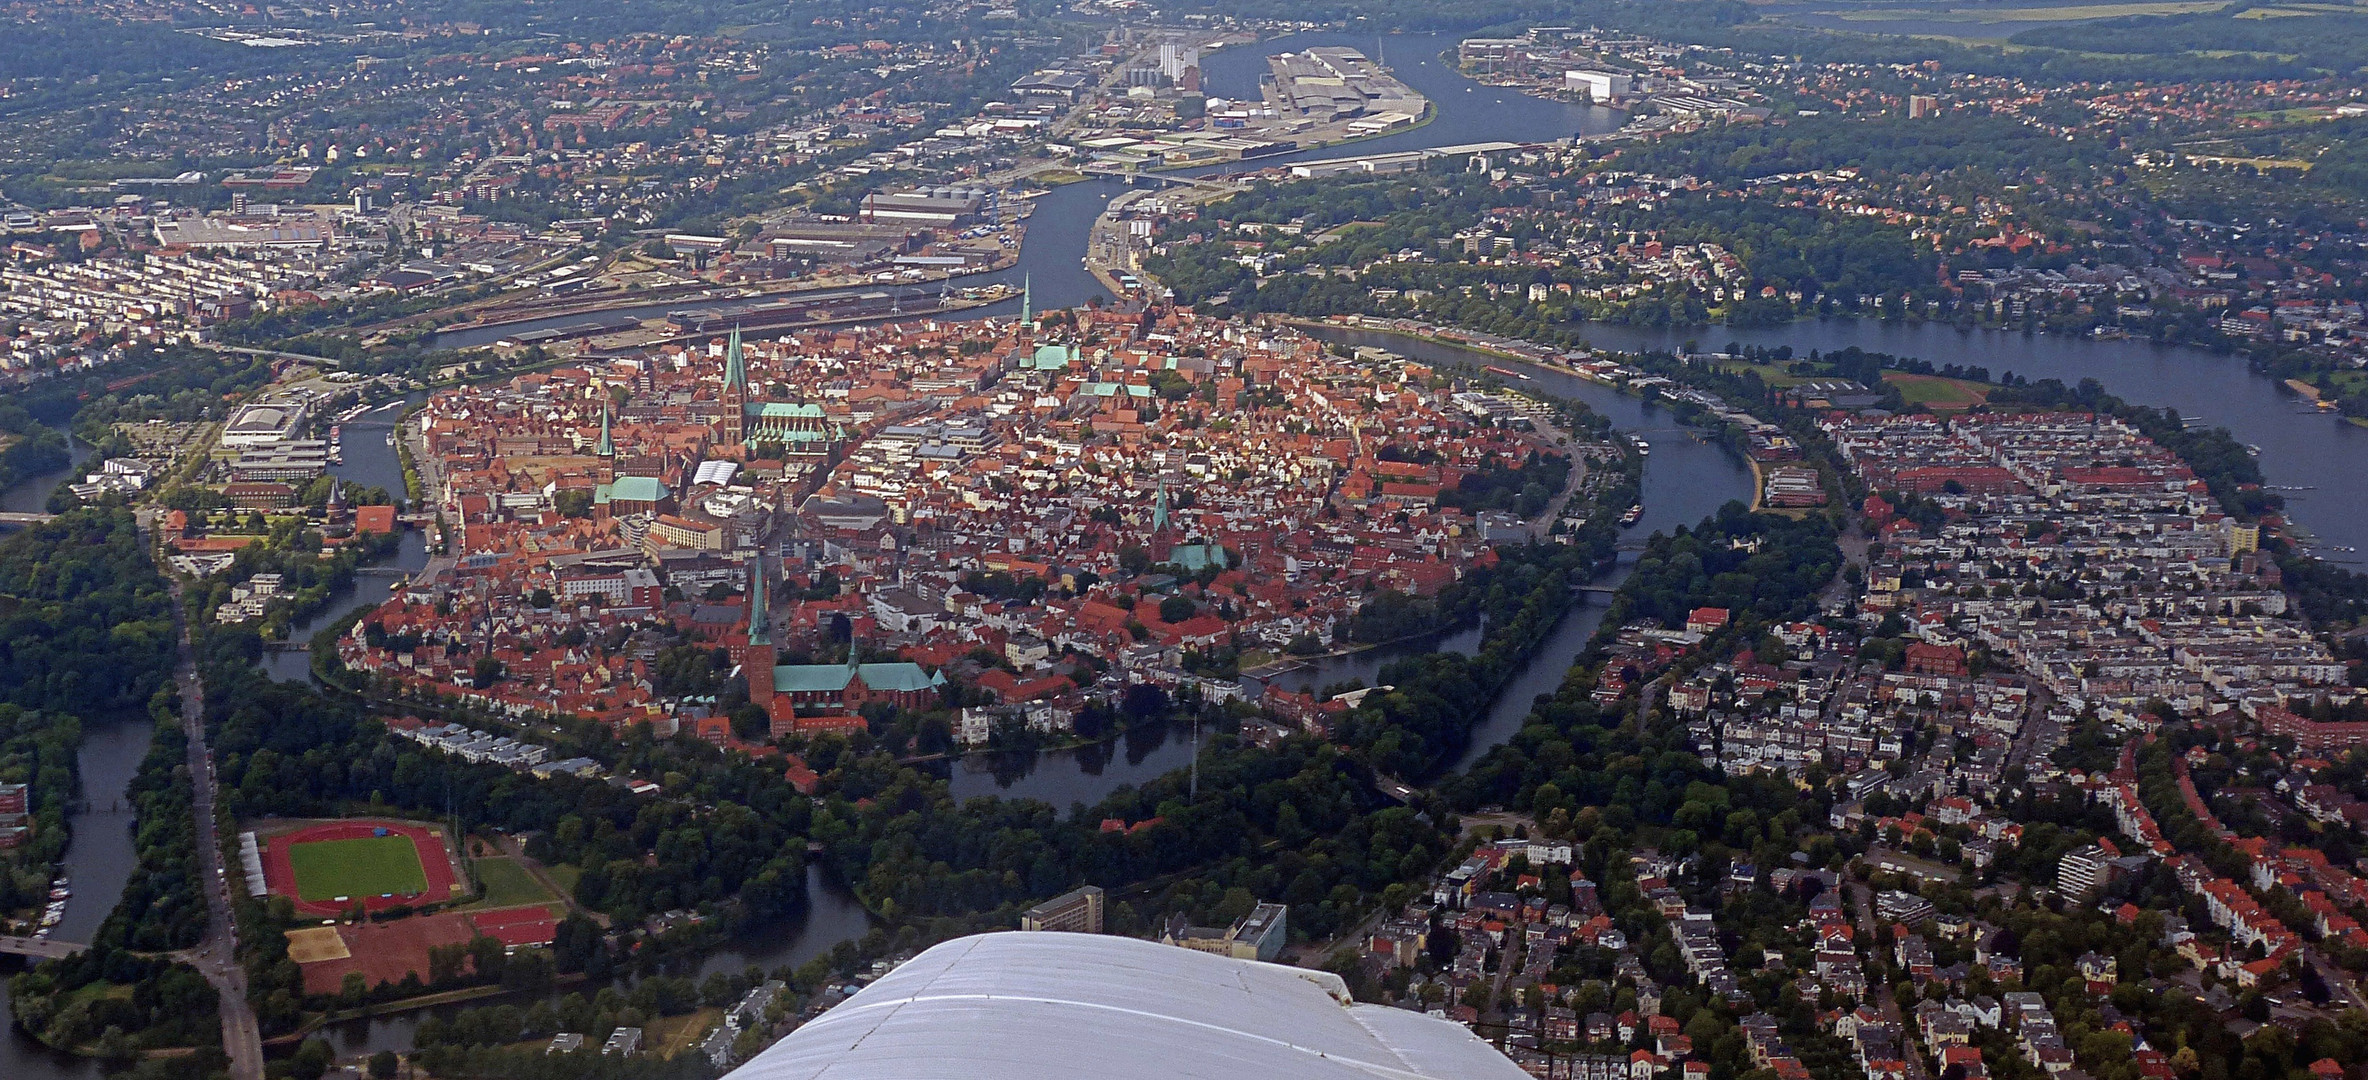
[721,325,747,447]
[1020,273,1032,326]
[595,396,615,457]
[723,324,746,391]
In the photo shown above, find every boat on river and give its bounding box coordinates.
[1619,504,1644,527]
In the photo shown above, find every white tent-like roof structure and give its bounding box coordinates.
[724,932,1527,1080]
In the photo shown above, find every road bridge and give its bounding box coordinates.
[0,935,86,960]
[0,512,54,526]
[1078,165,1248,194]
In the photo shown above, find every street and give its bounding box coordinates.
[168,579,264,1080]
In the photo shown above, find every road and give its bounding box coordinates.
[0,935,87,959]
[168,580,265,1080]
[490,833,608,928]
[1847,881,1931,1080]
[196,343,350,370]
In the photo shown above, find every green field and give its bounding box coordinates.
[1884,372,1990,409]
[461,857,557,910]
[287,836,430,901]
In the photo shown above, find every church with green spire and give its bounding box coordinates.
[714,325,843,461]
[741,554,941,735]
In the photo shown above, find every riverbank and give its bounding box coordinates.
[1239,627,1465,681]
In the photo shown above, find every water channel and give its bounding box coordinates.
[0,427,138,1080]
[16,28,2368,1076]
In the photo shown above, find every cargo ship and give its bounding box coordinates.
[1484,365,1532,380]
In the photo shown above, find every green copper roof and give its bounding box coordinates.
[595,475,667,505]
[773,662,944,694]
[755,402,825,420]
[747,556,769,647]
[1170,543,1229,572]
[723,325,746,392]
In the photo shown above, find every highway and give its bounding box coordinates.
[168,579,264,1080]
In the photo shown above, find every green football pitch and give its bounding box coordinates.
[286,836,430,901]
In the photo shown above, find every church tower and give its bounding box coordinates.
[1150,480,1177,561]
[594,397,616,481]
[744,555,774,712]
[721,325,748,449]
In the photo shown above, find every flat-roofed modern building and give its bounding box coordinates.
[722,933,1526,1080]
[1020,885,1105,933]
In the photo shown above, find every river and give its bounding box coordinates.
[0,427,140,1080]
[428,30,1626,352]
[262,396,432,682]
[315,863,874,1059]
[249,396,882,1055]
[942,324,1759,801]
[19,28,2368,1077]
[1567,320,2368,566]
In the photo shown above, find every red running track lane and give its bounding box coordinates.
[259,820,460,918]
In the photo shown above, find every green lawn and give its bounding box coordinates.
[287,836,430,901]
[1884,372,1989,410]
[464,857,557,910]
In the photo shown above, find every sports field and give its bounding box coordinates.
[261,819,461,916]
[1883,372,1990,410]
[286,836,431,902]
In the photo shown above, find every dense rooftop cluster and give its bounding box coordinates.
[339,310,1577,743]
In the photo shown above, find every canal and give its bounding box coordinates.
[944,324,1760,800]
[427,28,1627,352]
[1570,320,2368,568]
[0,426,139,1080]
[262,396,432,682]
[17,27,2368,1076]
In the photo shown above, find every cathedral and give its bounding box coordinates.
[717,327,842,462]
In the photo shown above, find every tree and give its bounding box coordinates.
[1121,683,1169,722]
[290,1038,335,1080]
[1160,596,1197,624]
[369,1050,400,1079]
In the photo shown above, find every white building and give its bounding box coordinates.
[1564,70,1634,102]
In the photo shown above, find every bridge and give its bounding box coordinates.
[0,935,87,960]
[0,512,54,526]
[355,566,411,577]
[261,641,309,653]
[1576,584,1621,596]
[1078,165,1247,194]
[198,343,352,371]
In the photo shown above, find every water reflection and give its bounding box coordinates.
[944,718,1195,807]
[1568,319,2368,556]
[0,427,128,1080]
[0,968,103,1080]
[321,863,872,1058]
